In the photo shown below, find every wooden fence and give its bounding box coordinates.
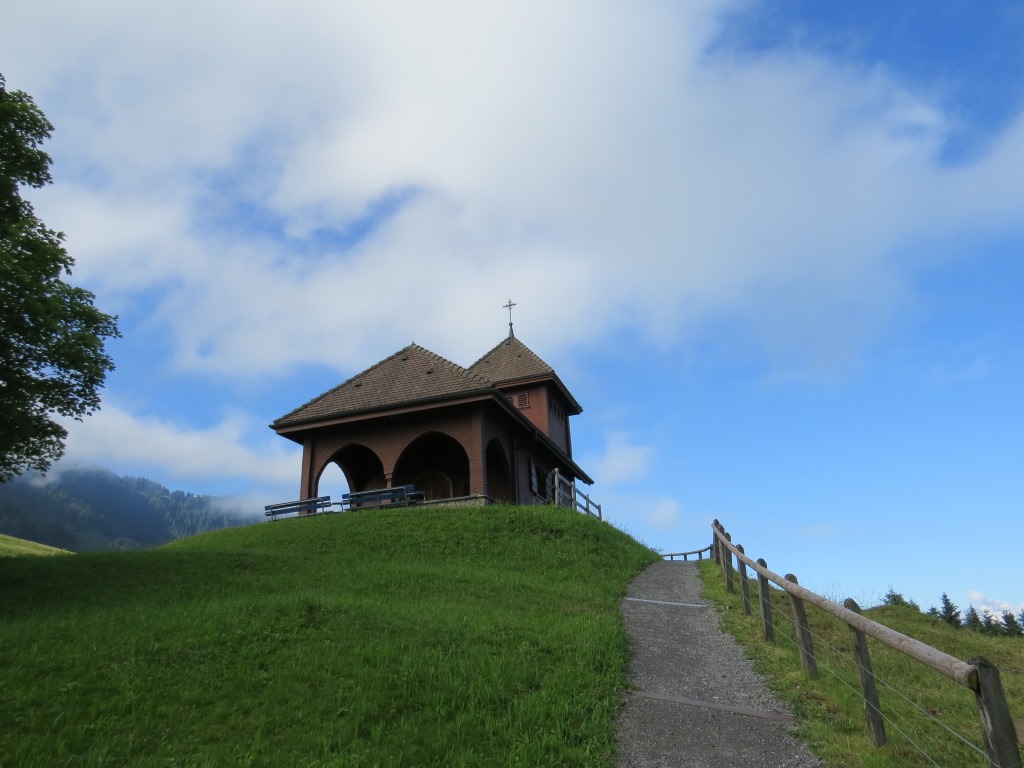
[710,520,1022,768]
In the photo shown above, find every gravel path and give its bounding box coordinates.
[615,560,823,768]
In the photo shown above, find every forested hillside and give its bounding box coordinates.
[0,468,251,551]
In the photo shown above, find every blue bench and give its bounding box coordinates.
[264,496,333,520]
[342,485,423,510]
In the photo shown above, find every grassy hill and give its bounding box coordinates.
[0,531,71,557]
[0,504,658,767]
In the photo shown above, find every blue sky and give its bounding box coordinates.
[6,1,1023,616]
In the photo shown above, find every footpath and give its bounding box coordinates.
[615,560,823,768]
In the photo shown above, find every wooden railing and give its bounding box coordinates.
[662,545,712,561]
[549,468,602,520]
[710,520,1022,768]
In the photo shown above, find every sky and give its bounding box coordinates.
[5,0,1023,617]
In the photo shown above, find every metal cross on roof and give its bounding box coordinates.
[503,299,517,338]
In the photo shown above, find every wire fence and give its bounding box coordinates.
[708,521,1023,768]
[768,602,989,766]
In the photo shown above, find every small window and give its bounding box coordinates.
[517,392,529,409]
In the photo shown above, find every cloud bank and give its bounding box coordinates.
[9,0,1024,384]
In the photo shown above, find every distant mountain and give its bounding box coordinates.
[0,468,253,552]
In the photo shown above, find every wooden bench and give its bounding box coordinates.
[264,496,333,520]
[342,485,423,510]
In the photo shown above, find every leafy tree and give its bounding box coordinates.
[938,593,961,628]
[883,588,908,607]
[0,74,119,482]
[882,588,921,612]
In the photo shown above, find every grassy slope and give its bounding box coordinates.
[0,505,658,768]
[699,561,1024,768]
[0,532,71,557]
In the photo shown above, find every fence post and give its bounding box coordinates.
[712,521,722,565]
[844,598,887,747]
[736,544,751,615]
[785,573,818,678]
[723,532,735,593]
[970,656,1022,768]
[757,558,775,643]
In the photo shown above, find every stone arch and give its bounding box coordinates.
[393,431,470,501]
[322,443,386,494]
[485,438,514,502]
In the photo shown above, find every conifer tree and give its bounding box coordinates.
[980,609,998,635]
[938,593,961,628]
[1001,609,1022,638]
[963,605,982,632]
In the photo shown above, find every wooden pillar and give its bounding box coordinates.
[757,558,775,643]
[737,544,751,615]
[723,532,735,593]
[970,656,1022,768]
[844,599,887,746]
[785,573,818,678]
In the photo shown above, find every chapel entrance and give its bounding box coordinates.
[393,432,470,501]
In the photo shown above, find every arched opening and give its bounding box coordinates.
[316,461,351,501]
[329,443,386,493]
[393,432,470,501]
[485,439,514,502]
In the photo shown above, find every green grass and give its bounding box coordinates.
[0,532,71,557]
[699,561,1024,767]
[0,504,658,768]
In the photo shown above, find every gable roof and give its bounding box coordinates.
[468,336,554,383]
[469,336,582,415]
[273,343,494,428]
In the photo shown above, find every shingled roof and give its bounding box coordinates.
[468,336,554,383]
[273,343,495,428]
[470,336,582,415]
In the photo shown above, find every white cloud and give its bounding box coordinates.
[647,498,682,531]
[8,0,1024,383]
[586,432,654,488]
[967,590,1024,617]
[57,403,298,491]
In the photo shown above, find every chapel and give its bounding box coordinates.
[270,329,592,506]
